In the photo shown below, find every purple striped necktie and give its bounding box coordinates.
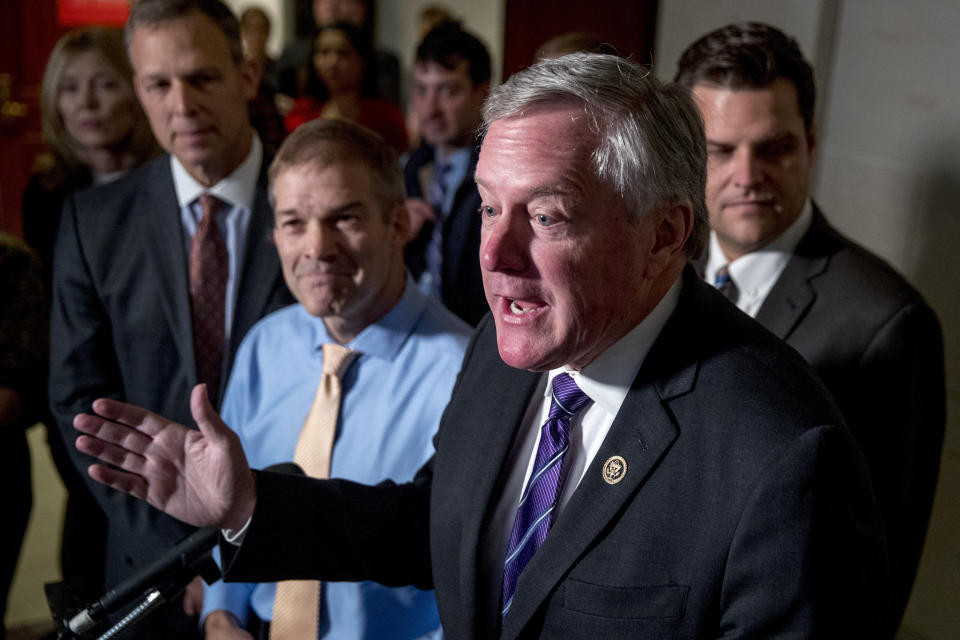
[501,373,591,619]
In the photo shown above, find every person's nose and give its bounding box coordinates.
[731,148,762,189]
[82,82,99,108]
[304,220,338,260]
[168,79,198,116]
[480,209,529,274]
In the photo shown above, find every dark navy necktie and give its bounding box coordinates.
[422,162,451,298]
[714,265,740,304]
[501,373,591,619]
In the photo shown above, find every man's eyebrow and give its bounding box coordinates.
[474,178,578,199]
[275,201,365,218]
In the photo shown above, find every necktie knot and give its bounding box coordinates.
[428,162,452,209]
[549,373,591,420]
[714,265,740,304]
[322,342,357,378]
[197,193,225,223]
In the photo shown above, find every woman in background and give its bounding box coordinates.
[20,26,157,614]
[23,26,157,279]
[284,22,407,153]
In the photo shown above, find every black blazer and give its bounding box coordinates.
[225,268,889,638]
[49,155,292,592]
[403,143,487,326]
[752,205,945,624]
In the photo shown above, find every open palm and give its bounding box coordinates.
[74,384,256,531]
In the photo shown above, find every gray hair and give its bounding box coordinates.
[125,0,244,64]
[482,53,708,258]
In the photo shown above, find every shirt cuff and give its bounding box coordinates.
[222,515,252,545]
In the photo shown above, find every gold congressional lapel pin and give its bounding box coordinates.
[602,455,627,484]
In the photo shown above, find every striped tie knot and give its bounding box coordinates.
[714,265,740,304]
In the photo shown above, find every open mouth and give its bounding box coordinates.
[508,298,545,315]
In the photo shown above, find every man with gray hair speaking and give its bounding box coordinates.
[74,53,889,638]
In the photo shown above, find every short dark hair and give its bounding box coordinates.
[675,22,816,131]
[268,119,403,220]
[415,21,491,87]
[125,0,244,64]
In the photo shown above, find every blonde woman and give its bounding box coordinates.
[23,26,157,277]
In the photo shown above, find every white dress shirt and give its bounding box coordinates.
[480,276,683,614]
[705,200,813,317]
[172,135,262,341]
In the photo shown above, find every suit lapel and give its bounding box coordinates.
[140,158,197,383]
[226,162,283,382]
[500,380,682,639]
[754,206,835,339]
[500,271,705,639]
[452,333,541,637]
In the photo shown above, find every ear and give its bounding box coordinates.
[390,203,411,248]
[646,203,692,278]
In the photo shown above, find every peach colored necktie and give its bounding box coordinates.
[270,343,357,640]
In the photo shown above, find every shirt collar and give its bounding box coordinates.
[314,273,425,363]
[171,135,262,210]
[705,199,813,290]
[434,146,471,170]
[544,275,683,419]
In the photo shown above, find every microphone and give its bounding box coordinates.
[67,462,304,637]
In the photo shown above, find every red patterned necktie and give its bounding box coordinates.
[190,193,228,406]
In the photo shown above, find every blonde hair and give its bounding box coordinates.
[38,27,157,188]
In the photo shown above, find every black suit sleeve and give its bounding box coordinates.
[223,464,434,590]
[845,300,945,620]
[48,196,159,540]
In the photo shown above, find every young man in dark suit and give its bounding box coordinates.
[74,53,889,638]
[48,1,292,636]
[403,22,490,325]
[676,23,945,630]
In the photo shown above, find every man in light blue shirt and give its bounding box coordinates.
[201,118,470,639]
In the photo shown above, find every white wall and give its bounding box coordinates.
[374,0,505,84]
[224,0,288,57]
[656,2,960,638]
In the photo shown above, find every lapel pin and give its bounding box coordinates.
[602,455,627,484]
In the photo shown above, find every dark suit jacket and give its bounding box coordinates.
[403,143,487,326]
[741,205,945,624]
[225,268,889,638]
[49,155,292,623]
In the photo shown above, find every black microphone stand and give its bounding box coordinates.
[46,528,221,639]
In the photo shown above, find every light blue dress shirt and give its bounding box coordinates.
[202,277,470,639]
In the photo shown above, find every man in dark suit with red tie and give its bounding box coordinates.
[49,1,292,636]
[73,52,889,638]
[676,24,945,631]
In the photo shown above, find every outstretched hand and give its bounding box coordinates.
[74,384,256,531]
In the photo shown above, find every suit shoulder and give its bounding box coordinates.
[810,217,928,312]
[70,156,170,220]
[671,279,844,431]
